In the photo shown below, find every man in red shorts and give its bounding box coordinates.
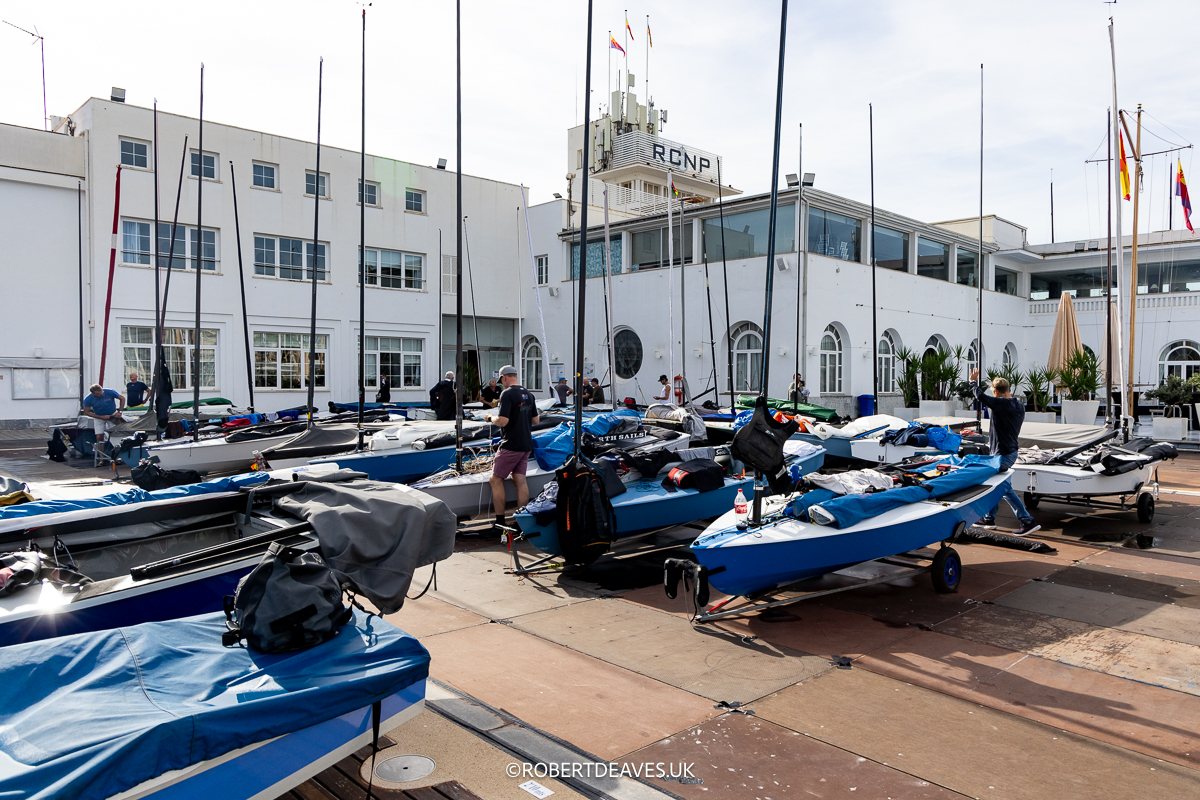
[485,365,539,530]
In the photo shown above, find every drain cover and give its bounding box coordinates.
[360,749,436,787]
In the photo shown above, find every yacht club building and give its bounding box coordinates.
[1,89,1197,426]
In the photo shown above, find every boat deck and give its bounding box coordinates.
[287,733,483,800]
[3,429,1200,798]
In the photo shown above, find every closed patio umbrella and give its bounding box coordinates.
[1047,293,1083,375]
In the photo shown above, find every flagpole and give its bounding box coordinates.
[624,9,628,84]
[1108,18,1129,436]
[1169,158,1173,230]
[574,0,595,455]
[976,64,984,427]
[645,15,650,106]
[607,29,611,111]
[1106,109,1114,428]
[870,104,878,416]
[667,169,675,382]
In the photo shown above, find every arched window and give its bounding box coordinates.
[522,337,543,392]
[1160,340,1200,383]
[1003,342,1017,367]
[820,324,843,394]
[878,331,898,393]
[613,328,643,380]
[731,322,763,393]
[966,339,983,378]
[922,335,944,360]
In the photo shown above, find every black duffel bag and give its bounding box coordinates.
[130,458,203,491]
[555,455,615,567]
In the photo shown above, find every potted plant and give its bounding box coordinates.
[1022,366,1058,423]
[918,346,960,419]
[1145,374,1192,440]
[1057,348,1101,425]
[1188,373,1200,430]
[952,380,978,418]
[891,346,920,420]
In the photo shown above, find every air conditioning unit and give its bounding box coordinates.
[547,286,560,297]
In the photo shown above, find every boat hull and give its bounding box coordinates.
[312,443,486,484]
[124,434,299,474]
[1009,462,1153,498]
[691,475,1009,597]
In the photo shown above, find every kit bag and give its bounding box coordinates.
[222,542,351,653]
[731,396,799,494]
[661,458,725,494]
[130,458,203,491]
[555,456,615,566]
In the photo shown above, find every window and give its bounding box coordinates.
[807,207,859,262]
[1159,340,1200,383]
[966,339,982,378]
[253,162,276,189]
[190,151,217,179]
[917,237,949,281]
[703,204,797,262]
[522,337,544,391]
[122,220,152,264]
[878,331,898,393]
[820,324,843,394]
[254,236,276,276]
[11,368,76,399]
[360,248,424,289]
[1003,343,1017,367]
[305,242,327,281]
[305,171,328,197]
[405,189,424,212]
[923,335,943,360]
[157,222,187,270]
[572,235,624,278]
[536,255,549,286]
[120,139,148,168]
[875,226,909,271]
[576,149,583,170]
[1029,268,1108,300]
[442,255,457,294]
[363,336,423,389]
[995,267,1018,295]
[253,332,327,389]
[630,226,686,271]
[278,238,305,280]
[1137,260,1200,294]
[190,227,218,271]
[956,247,978,287]
[122,325,217,390]
[731,322,763,393]
[613,329,643,380]
[360,181,379,206]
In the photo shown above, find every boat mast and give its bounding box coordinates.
[358,7,367,449]
[455,0,464,470]
[602,187,616,397]
[793,123,802,414]
[306,59,324,429]
[193,65,203,442]
[869,106,878,416]
[78,182,84,405]
[521,187,553,397]
[157,138,188,351]
[976,64,984,426]
[717,159,733,407]
[574,0,595,454]
[1123,105,1143,437]
[1105,109,1114,427]
[1108,18,1129,435]
[758,0,789,400]
[229,163,255,412]
[151,102,161,410]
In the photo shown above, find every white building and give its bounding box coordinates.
[2,91,1197,427]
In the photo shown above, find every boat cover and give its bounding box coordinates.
[919,418,1107,450]
[262,423,381,460]
[808,455,1000,529]
[225,419,310,442]
[735,395,840,422]
[0,610,428,800]
[0,472,269,521]
[584,409,640,436]
[275,478,456,614]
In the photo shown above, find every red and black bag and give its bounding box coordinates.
[661,458,725,494]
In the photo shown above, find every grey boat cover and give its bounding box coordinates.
[918,417,1107,450]
[261,422,391,460]
[275,476,456,614]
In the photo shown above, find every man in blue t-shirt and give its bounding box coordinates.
[970,368,1040,536]
[125,373,149,406]
[82,383,126,422]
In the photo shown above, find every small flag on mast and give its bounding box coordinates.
[1119,131,1131,201]
[610,34,625,57]
[1178,159,1194,234]
[647,22,653,47]
[626,15,634,40]
[670,177,679,197]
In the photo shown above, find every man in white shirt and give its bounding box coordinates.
[653,374,672,403]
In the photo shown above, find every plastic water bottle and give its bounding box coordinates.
[734,488,749,525]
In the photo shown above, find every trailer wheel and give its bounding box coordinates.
[1137,493,1155,524]
[1022,491,1040,510]
[931,547,962,594]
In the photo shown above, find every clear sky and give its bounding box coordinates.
[2,0,1195,245]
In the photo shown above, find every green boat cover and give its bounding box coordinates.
[734,395,839,422]
[124,397,234,411]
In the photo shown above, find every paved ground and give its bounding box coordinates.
[5,432,1199,798]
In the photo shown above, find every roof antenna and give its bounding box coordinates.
[3,20,47,130]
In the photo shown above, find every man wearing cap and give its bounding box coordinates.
[485,365,539,530]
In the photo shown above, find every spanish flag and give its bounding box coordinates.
[626,16,634,41]
[609,34,625,57]
[1119,131,1131,201]
[1177,159,1194,234]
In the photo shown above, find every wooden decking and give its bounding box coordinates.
[281,735,484,800]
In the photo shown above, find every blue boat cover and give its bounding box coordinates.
[0,610,428,800]
[583,409,640,436]
[0,472,269,521]
[809,456,1000,529]
[534,423,573,471]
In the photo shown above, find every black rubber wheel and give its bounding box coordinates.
[931,547,962,594]
[1023,491,1040,510]
[1137,493,1155,524]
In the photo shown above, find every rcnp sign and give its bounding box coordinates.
[609,130,721,182]
[651,143,712,175]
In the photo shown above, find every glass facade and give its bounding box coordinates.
[1029,260,1200,300]
[806,208,858,262]
[703,204,796,262]
[956,247,978,287]
[917,237,949,281]
[629,226,686,271]
[874,226,908,271]
[995,267,1018,295]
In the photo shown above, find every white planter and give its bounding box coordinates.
[953,410,978,419]
[1024,412,1058,424]
[1061,399,1101,426]
[891,407,920,421]
[1153,416,1189,441]
[919,400,956,419]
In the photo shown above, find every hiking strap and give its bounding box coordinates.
[406,563,438,601]
[364,699,382,800]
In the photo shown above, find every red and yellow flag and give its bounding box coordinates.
[626,16,634,40]
[1119,131,1131,201]
[647,22,653,47]
[609,35,625,57]
[1177,159,1194,234]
